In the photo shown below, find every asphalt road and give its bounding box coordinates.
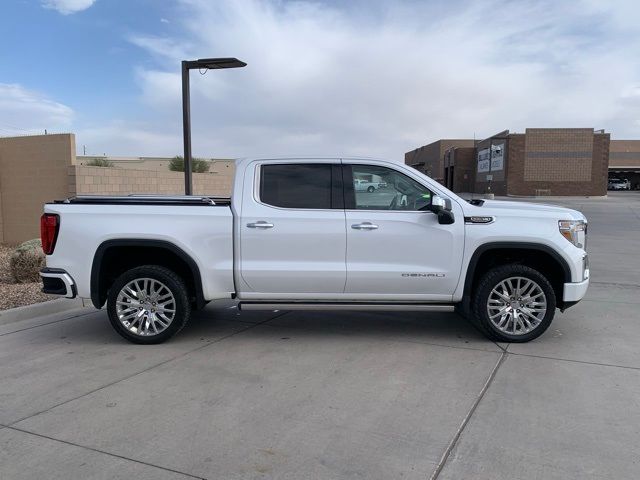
[1,192,639,479]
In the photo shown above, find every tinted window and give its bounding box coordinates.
[348,165,432,211]
[260,164,333,209]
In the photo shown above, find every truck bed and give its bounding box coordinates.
[43,195,235,303]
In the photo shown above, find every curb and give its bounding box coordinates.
[504,194,608,200]
[459,193,610,201]
[0,297,91,326]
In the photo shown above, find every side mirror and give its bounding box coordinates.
[430,195,447,213]
[437,210,455,225]
[429,194,455,224]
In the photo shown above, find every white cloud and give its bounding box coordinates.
[41,0,96,15]
[0,84,73,136]
[85,0,640,158]
[128,35,192,64]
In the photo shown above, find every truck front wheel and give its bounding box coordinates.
[472,264,556,343]
[107,265,191,344]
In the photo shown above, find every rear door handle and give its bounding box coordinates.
[351,222,378,230]
[247,221,274,229]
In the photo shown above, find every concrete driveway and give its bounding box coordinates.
[1,192,639,479]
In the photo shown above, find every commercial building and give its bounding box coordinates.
[608,140,640,189]
[0,133,234,244]
[406,128,612,196]
[404,139,476,184]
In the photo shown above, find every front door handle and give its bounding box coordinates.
[351,222,378,230]
[247,221,274,229]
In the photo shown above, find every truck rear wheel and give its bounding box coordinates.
[472,264,556,343]
[107,265,191,344]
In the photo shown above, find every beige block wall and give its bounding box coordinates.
[0,133,75,244]
[77,156,172,171]
[0,133,234,244]
[0,191,3,244]
[76,156,235,173]
[73,166,234,197]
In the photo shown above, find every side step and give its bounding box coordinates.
[238,303,455,312]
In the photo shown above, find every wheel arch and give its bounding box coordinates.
[90,239,205,310]
[463,242,571,308]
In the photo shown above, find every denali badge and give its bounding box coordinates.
[465,216,494,224]
[402,273,445,277]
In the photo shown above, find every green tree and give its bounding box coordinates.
[85,158,113,167]
[169,156,210,173]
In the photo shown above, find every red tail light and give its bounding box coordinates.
[40,213,60,255]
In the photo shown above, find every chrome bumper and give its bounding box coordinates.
[40,268,76,298]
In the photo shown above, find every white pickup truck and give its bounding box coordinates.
[40,157,589,344]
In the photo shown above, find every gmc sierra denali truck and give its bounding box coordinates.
[39,157,589,344]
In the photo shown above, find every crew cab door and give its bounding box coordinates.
[343,163,464,301]
[238,160,346,296]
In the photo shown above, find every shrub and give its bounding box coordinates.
[10,239,46,283]
[85,158,114,167]
[169,156,210,173]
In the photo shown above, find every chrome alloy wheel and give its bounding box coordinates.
[115,278,176,336]
[487,276,547,335]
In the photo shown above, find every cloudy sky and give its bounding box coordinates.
[1,0,639,160]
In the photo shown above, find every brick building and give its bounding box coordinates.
[406,128,612,196]
[443,145,476,193]
[404,139,475,184]
[608,140,640,189]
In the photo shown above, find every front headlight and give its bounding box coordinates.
[558,220,587,249]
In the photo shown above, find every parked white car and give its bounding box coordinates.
[40,157,589,344]
[354,178,382,193]
[608,178,631,190]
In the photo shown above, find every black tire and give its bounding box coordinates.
[107,265,191,344]
[367,186,375,193]
[471,264,556,343]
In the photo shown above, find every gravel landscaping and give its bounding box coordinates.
[0,244,52,310]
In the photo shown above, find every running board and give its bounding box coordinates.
[238,303,455,312]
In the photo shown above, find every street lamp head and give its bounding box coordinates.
[186,57,247,70]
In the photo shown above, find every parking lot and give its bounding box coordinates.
[1,191,639,480]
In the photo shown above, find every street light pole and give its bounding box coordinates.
[181,61,193,195]
[180,57,246,195]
